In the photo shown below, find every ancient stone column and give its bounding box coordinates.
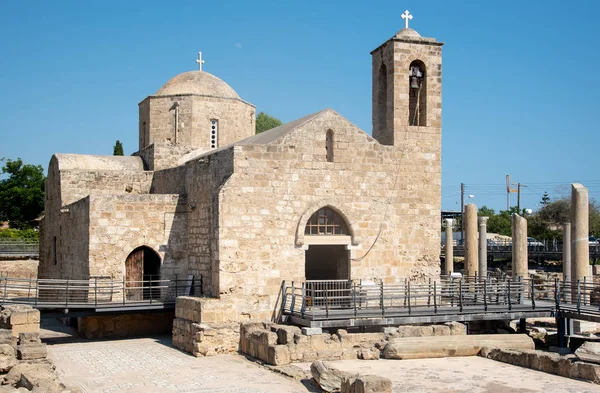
[511,214,528,279]
[563,222,571,282]
[444,219,454,275]
[571,184,590,299]
[464,204,478,279]
[478,217,489,278]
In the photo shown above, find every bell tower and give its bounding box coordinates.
[371,11,443,146]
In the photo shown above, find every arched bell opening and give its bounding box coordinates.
[408,60,427,126]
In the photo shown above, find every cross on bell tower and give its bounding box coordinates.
[401,10,413,29]
[196,52,205,71]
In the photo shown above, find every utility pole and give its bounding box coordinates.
[517,183,521,212]
[460,183,465,243]
[506,175,518,211]
[517,183,527,213]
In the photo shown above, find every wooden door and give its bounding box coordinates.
[125,248,144,301]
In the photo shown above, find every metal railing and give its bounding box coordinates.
[442,240,600,254]
[0,240,39,256]
[0,274,203,309]
[281,275,600,321]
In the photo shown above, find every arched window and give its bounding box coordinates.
[304,207,349,235]
[408,60,427,126]
[326,130,334,162]
[377,64,387,132]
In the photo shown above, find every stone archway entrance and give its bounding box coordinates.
[304,207,351,280]
[125,246,161,301]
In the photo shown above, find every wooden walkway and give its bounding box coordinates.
[0,276,203,317]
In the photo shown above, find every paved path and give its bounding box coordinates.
[47,337,313,393]
[296,357,600,393]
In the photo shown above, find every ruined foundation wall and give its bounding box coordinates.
[78,311,174,339]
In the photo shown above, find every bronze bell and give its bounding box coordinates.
[410,76,421,89]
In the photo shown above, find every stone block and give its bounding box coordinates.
[267,345,290,366]
[8,312,28,327]
[445,321,467,335]
[384,334,534,360]
[432,325,451,336]
[10,324,38,338]
[0,355,16,374]
[26,310,39,325]
[575,341,600,364]
[18,333,40,344]
[258,331,277,346]
[341,375,358,393]
[302,327,322,336]
[311,361,353,393]
[572,361,600,383]
[358,349,380,360]
[4,363,56,389]
[17,365,64,393]
[0,344,14,357]
[276,326,301,345]
[380,327,397,335]
[353,375,393,393]
[0,330,12,342]
[17,343,47,360]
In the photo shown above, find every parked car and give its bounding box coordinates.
[590,236,599,246]
[527,237,544,247]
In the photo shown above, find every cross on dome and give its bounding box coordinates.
[196,52,205,71]
[401,10,413,29]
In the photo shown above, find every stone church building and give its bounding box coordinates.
[39,23,443,322]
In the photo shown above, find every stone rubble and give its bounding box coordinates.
[0,305,79,393]
[575,341,600,365]
[311,360,356,392]
[239,321,467,366]
[481,346,600,384]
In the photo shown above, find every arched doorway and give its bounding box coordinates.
[125,246,161,301]
[304,207,351,280]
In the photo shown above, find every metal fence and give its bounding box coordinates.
[281,276,600,320]
[0,240,39,256]
[0,274,203,309]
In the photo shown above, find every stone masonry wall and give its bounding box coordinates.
[87,194,188,281]
[214,109,440,320]
[172,297,240,356]
[240,321,466,366]
[184,148,235,296]
[135,143,196,171]
[78,312,174,339]
[39,196,90,280]
[40,154,154,281]
[139,95,255,156]
[172,297,465,363]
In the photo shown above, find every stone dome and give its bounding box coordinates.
[395,28,421,38]
[155,70,240,99]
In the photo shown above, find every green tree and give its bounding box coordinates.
[0,158,45,229]
[527,197,600,239]
[540,191,550,206]
[113,140,124,156]
[255,112,282,134]
[478,206,496,218]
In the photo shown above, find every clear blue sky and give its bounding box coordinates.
[1,0,598,212]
